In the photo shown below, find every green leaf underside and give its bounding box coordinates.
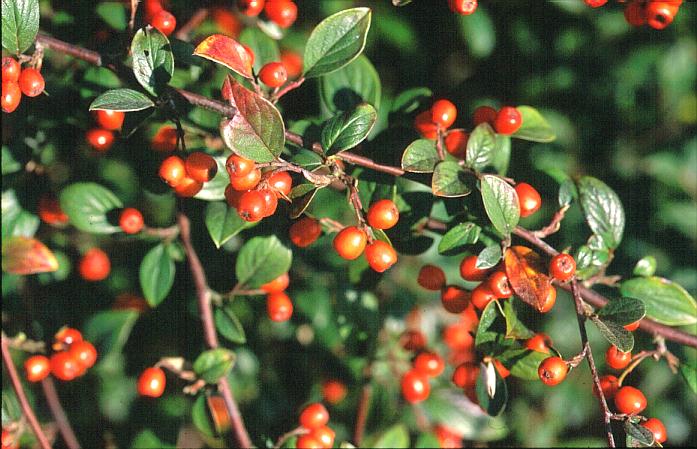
[432,161,472,197]
[624,420,654,446]
[577,176,625,249]
[620,276,697,326]
[58,183,123,234]
[511,106,556,142]
[590,316,634,352]
[480,175,520,237]
[235,236,292,288]
[89,89,154,112]
[215,306,246,344]
[477,245,502,269]
[2,0,39,54]
[139,243,175,307]
[401,139,439,173]
[131,26,174,96]
[321,103,377,155]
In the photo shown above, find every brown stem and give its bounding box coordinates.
[532,205,569,238]
[273,426,308,449]
[41,377,81,449]
[570,280,616,448]
[273,77,305,103]
[177,213,253,448]
[1,333,52,449]
[353,384,372,446]
[174,8,209,41]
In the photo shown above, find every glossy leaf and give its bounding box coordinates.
[235,236,292,288]
[437,222,481,255]
[220,77,285,163]
[679,362,697,394]
[480,175,520,237]
[59,183,123,234]
[475,362,507,416]
[577,176,625,249]
[321,103,377,155]
[139,244,175,307]
[214,306,246,344]
[624,420,654,446]
[503,299,534,340]
[193,34,253,79]
[510,106,555,142]
[491,135,511,176]
[475,301,501,348]
[204,202,250,248]
[420,391,508,441]
[303,8,372,78]
[401,139,439,173]
[504,246,553,313]
[193,348,235,384]
[476,244,502,269]
[633,256,657,277]
[2,237,58,275]
[390,87,432,115]
[596,297,646,326]
[620,276,697,326]
[500,348,547,380]
[131,26,174,96]
[320,55,381,114]
[290,184,320,219]
[89,89,154,112]
[466,123,496,171]
[191,395,215,437]
[590,316,634,352]
[432,161,472,197]
[1,0,39,54]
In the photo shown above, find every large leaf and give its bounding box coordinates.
[193,348,235,384]
[480,175,519,237]
[577,176,625,249]
[2,237,58,275]
[437,222,481,255]
[504,246,553,313]
[139,243,175,307]
[320,103,377,155]
[235,236,292,288]
[204,202,250,248]
[620,276,697,326]
[220,77,285,163]
[303,8,372,78]
[401,139,439,173]
[596,297,646,326]
[89,89,155,112]
[1,0,39,54]
[465,123,496,171]
[131,26,174,96]
[511,106,556,142]
[59,183,123,234]
[193,34,253,79]
[432,161,472,197]
[320,55,381,114]
[590,316,634,352]
[239,27,279,73]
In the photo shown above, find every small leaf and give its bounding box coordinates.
[2,237,58,275]
[624,420,654,446]
[235,236,292,288]
[475,362,507,416]
[558,178,578,207]
[390,87,432,115]
[596,297,646,326]
[475,301,501,348]
[303,8,372,78]
[139,244,175,307]
[131,26,174,96]
[191,395,215,437]
[214,306,246,344]
[432,161,472,197]
[511,106,556,142]
[577,176,625,249]
[633,256,656,277]
[476,245,502,269]
[491,134,511,176]
[620,276,697,326]
[437,222,481,255]
[590,316,634,352]
[290,184,320,219]
[679,362,697,394]
[193,34,253,79]
[371,424,410,448]
[504,246,553,313]
[89,89,155,112]
[2,0,39,54]
[465,123,496,171]
[480,175,520,237]
[193,348,235,384]
[320,103,377,155]
[204,202,251,248]
[59,183,123,234]
[401,139,439,173]
[320,55,381,114]
[220,77,285,163]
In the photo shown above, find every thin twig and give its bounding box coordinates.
[274,426,308,449]
[353,384,372,446]
[41,377,81,449]
[272,77,305,103]
[532,205,569,238]
[174,8,209,41]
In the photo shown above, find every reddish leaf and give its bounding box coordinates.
[504,246,552,312]
[194,34,253,79]
[2,237,59,275]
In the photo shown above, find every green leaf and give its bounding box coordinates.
[465,123,496,171]
[2,146,22,175]
[633,256,657,277]
[290,184,320,219]
[475,301,501,348]
[59,183,123,234]
[620,276,697,326]
[437,222,480,255]
[131,26,174,96]
[239,27,279,73]
[193,348,235,384]
[577,176,625,249]
[477,245,502,269]
[303,8,372,78]
[480,175,520,237]
[679,362,697,394]
[320,55,381,114]
[191,395,215,437]
[220,77,285,163]
[204,202,250,249]
[95,2,127,30]
[214,306,246,344]
[2,190,39,238]
[596,297,646,326]
[83,309,139,356]
[475,362,508,416]
[624,420,654,446]
[500,348,547,380]
[321,103,377,155]
[432,161,472,197]
[2,0,39,54]
[370,424,410,448]
[590,316,634,352]
[503,299,534,340]
[510,106,556,142]
[390,87,432,115]
[139,244,175,307]
[491,134,511,176]
[458,5,495,59]
[558,178,578,207]
[401,139,439,173]
[89,89,154,112]
[235,236,292,288]
[414,433,440,449]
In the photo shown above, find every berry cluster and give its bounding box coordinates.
[448,0,478,16]
[238,0,298,29]
[261,272,293,322]
[159,151,218,198]
[586,0,684,30]
[296,403,335,449]
[2,57,45,113]
[24,327,98,383]
[86,109,124,152]
[145,0,177,36]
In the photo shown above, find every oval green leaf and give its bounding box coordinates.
[139,243,175,307]
[577,176,625,249]
[204,201,251,249]
[321,103,377,155]
[320,55,381,114]
[633,256,657,277]
[59,182,123,234]
[480,175,520,237]
[401,139,439,173]
[590,316,634,352]
[466,123,496,171]
[89,88,155,112]
[620,276,697,326]
[476,244,502,269]
[390,87,432,115]
[214,306,246,344]
[432,161,472,197]
[193,348,235,384]
[437,222,481,255]
[2,0,39,54]
[511,106,556,142]
[235,235,292,288]
[131,26,174,96]
[596,297,646,326]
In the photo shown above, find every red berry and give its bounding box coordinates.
[472,105,496,126]
[594,375,619,400]
[230,168,262,191]
[173,176,203,197]
[237,190,267,222]
[24,355,51,382]
[460,303,479,330]
[295,435,322,449]
[322,380,347,405]
[493,106,522,135]
[1,81,21,113]
[79,248,111,281]
[414,351,445,378]
[414,110,438,139]
[614,386,647,415]
[226,154,255,178]
[119,208,144,234]
[401,330,427,352]
[452,362,479,389]
[309,426,335,448]
[264,0,298,28]
[401,369,430,404]
[267,170,293,197]
[185,152,218,183]
[549,253,576,282]
[238,0,265,16]
[642,418,667,444]
[138,367,166,397]
[54,327,83,349]
[606,345,632,370]
[261,272,289,294]
[144,0,164,21]
[624,1,647,26]
[69,341,98,369]
[445,130,469,158]
[85,128,115,152]
[449,0,478,15]
[18,68,44,97]
[538,356,568,386]
[434,425,463,449]
[487,271,512,299]
[150,10,176,36]
[2,428,18,449]
[443,323,474,351]
[646,1,678,30]
[299,403,329,430]
[584,0,608,7]
[159,155,186,187]
[280,50,303,79]
[459,255,490,282]
[470,283,496,310]
[259,188,278,217]
[417,264,446,291]
[367,199,399,230]
[365,240,398,272]
[211,7,242,36]
[524,333,551,354]
[50,351,85,381]
[266,291,293,322]
[38,194,68,225]
[431,99,457,129]
[515,182,542,217]
[539,286,557,313]
[333,226,367,260]
[94,109,125,130]
[441,285,470,314]
[289,216,322,248]
[624,319,641,332]
[2,57,21,83]
[151,125,178,152]
[259,62,288,88]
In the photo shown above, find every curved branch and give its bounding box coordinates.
[41,377,81,449]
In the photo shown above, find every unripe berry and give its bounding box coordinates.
[515,182,542,218]
[365,240,398,272]
[78,248,111,281]
[289,216,322,247]
[605,345,632,370]
[614,386,647,415]
[119,208,144,234]
[366,199,399,230]
[431,99,457,129]
[24,355,51,382]
[549,253,576,282]
[185,152,218,183]
[94,109,125,130]
[266,291,293,322]
[18,68,45,97]
[150,10,176,36]
[441,285,470,314]
[333,226,367,260]
[493,106,522,135]
[259,62,288,88]
[138,367,166,397]
[1,81,21,113]
[264,0,298,28]
[85,128,115,152]
[298,403,329,430]
[538,356,568,386]
[417,264,446,291]
[413,351,445,378]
